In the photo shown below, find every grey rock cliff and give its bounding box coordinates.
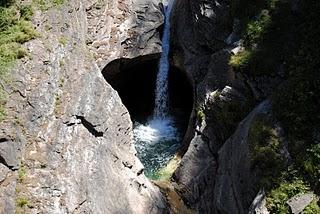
[169,0,273,213]
[0,0,167,213]
[213,100,270,213]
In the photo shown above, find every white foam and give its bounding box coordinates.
[134,117,179,144]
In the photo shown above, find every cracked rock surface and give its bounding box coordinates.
[0,0,167,213]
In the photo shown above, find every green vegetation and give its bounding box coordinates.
[243,10,271,47]
[266,179,309,213]
[229,50,251,71]
[58,36,68,46]
[18,166,26,183]
[196,104,205,121]
[303,144,320,185]
[248,116,285,189]
[230,0,320,212]
[19,5,34,20]
[0,0,38,121]
[153,156,181,181]
[248,115,319,213]
[303,198,320,214]
[229,0,292,76]
[271,0,320,195]
[32,0,64,11]
[0,91,6,120]
[16,197,29,207]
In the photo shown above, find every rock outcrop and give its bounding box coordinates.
[213,100,270,213]
[0,0,168,213]
[169,0,284,213]
[287,193,315,214]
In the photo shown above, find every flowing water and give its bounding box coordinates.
[133,0,180,179]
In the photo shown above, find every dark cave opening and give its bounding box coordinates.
[102,55,193,133]
[103,56,159,122]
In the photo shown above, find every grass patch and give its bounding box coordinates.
[0,1,38,121]
[303,198,320,214]
[18,166,26,183]
[16,197,29,207]
[32,0,64,11]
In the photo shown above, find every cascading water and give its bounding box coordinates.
[133,0,180,179]
[154,0,172,119]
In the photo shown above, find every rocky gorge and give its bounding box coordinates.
[0,0,319,213]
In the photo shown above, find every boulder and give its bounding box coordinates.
[287,193,315,214]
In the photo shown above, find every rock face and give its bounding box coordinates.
[169,0,256,212]
[248,190,269,214]
[287,193,315,214]
[0,0,167,213]
[169,0,282,213]
[171,0,232,83]
[213,100,270,213]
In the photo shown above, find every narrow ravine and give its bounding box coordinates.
[133,0,181,179]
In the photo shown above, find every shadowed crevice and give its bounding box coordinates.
[76,116,104,137]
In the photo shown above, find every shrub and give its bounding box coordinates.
[303,144,320,188]
[20,5,34,20]
[229,50,251,71]
[243,10,271,47]
[267,179,309,213]
[303,198,320,214]
[16,197,28,207]
[248,116,285,188]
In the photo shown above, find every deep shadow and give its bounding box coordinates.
[102,55,193,134]
[102,55,159,122]
[168,66,193,133]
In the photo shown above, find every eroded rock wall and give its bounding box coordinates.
[0,0,168,213]
[170,0,258,213]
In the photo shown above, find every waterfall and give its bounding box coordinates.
[133,0,180,178]
[154,0,173,119]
